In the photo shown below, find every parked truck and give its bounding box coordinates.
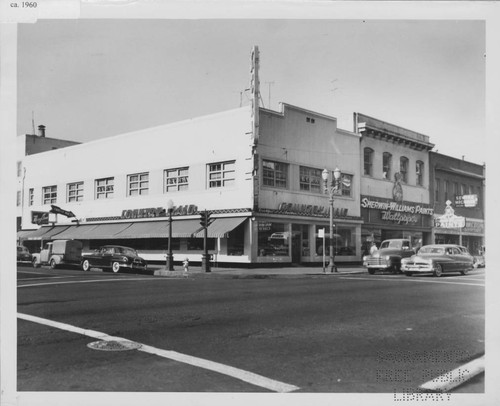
[32,239,83,269]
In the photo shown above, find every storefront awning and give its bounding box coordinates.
[24,225,70,240]
[112,219,202,239]
[17,229,37,240]
[52,223,134,240]
[193,217,247,238]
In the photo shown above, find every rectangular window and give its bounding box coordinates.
[67,182,84,202]
[95,177,114,199]
[416,161,424,186]
[164,167,189,192]
[128,172,149,196]
[339,173,353,197]
[382,153,392,180]
[435,179,441,202]
[364,148,373,176]
[208,161,236,188]
[29,188,34,206]
[444,181,449,202]
[400,157,409,183]
[17,191,21,206]
[17,161,22,177]
[299,166,321,193]
[454,182,459,199]
[263,160,288,188]
[42,185,57,204]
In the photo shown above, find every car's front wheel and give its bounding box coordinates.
[461,268,470,275]
[82,259,91,271]
[433,263,443,277]
[50,259,57,269]
[112,262,120,273]
[368,269,376,275]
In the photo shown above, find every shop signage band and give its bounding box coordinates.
[361,196,434,226]
[121,204,198,219]
[277,202,348,217]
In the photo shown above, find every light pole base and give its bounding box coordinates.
[165,254,174,271]
[328,263,337,273]
[201,254,211,273]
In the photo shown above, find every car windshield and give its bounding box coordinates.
[116,247,137,256]
[419,246,445,255]
[380,240,402,249]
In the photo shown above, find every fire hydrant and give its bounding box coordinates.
[182,258,189,277]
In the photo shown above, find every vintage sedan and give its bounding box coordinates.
[17,245,33,266]
[81,245,147,273]
[363,239,415,274]
[401,244,475,277]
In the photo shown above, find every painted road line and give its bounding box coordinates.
[17,277,159,288]
[17,275,84,281]
[419,355,484,392]
[17,312,300,393]
[339,276,484,287]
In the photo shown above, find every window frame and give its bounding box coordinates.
[67,181,84,203]
[299,166,322,193]
[42,185,57,205]
[262,159,288,189]
[28,188,34,206]
[363,148,374,176]
[415,160,424,186]
[164,167,189,193]
[95,177,114,200]
[400,156,409,183]
[208,160,236,189]
[382,152,392,180]
[127,172,149,196]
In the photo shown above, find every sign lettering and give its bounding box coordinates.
[121,205,198,219]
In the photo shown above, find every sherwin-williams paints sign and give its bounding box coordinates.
[361,196,434,226]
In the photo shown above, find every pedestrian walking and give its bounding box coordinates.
[183,258,189,277]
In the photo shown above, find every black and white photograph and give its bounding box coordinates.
[1,1,498,405]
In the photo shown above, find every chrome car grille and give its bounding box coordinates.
[365,258,389,266]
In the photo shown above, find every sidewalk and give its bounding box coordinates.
[151,264,366,278]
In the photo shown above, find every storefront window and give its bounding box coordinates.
[258,222,289,256]
[227,223,245,256]
[187,238,215,251]
[315,225,355,256]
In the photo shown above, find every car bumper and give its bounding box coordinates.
[119,263,147,271]
[401,264,433,273]
[363,260,391,269]
[17,260,33,265]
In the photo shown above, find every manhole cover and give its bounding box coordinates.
[87,340,142,351]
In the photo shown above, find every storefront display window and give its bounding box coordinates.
[187,238,215,251]
[227,223,245,256]
[258,222,289,256]
[315,225,355,256]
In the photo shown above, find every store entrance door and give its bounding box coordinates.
[291,224,302,264]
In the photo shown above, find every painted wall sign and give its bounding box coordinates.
[121,204,198,219]
[361,197,434,216]
[454,194,478,208]
[31,211,49,225]
[277,202,348,217]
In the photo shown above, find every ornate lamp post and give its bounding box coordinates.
[165,199,174,271]
[322,167,342,273]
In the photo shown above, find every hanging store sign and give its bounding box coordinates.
[454,194,478,208]
[121,204,198,219]
[31,211,49,225]
[435,200,465,228]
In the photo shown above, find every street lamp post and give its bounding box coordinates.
[322,167,342,273]
[165,199,174,271]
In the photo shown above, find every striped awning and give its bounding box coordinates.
[24,225,70,240]
[112,219,202,238]
[52,223,133,240]
[193,217,247,238]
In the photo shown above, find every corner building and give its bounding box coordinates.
[355,113,435,255]
[20,103,362,267]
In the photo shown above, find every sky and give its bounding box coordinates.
[17,19,486,164]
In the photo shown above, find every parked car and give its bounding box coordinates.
[401,244,475,277]
[17,245,33,266]
[81,245,147,273]
[32,239,83,269]
[362,239,415,274]
[473,255,485,268]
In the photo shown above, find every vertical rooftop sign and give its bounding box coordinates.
[250,45,260,144]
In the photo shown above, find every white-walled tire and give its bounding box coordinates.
[82,259,91,272]
[112,262,120,273]
[433,263,443,277]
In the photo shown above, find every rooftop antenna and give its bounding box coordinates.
[265,81,275,109]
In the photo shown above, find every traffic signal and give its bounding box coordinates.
[199,210,213,228]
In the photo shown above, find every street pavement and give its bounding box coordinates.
[151,264,367,278]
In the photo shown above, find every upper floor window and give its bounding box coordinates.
[17,191,21,206]
[165,167,189,192]
[444,180,450,202]
[208,161,235,188]
[28,188,34,206]
[453,182,459,199]
[42,185,57,204]
[17,161,22,177]
[363,148,374,176]
[415,160,424,186]
[400,157,409,183]
[95,177,114,199]
[128,172,149,196]
[67,182,84,202]
[382,152,392,180]
[435,178,441,202]
[339,173,353,197]
[299,166,321,193]
[263,160,288,188]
